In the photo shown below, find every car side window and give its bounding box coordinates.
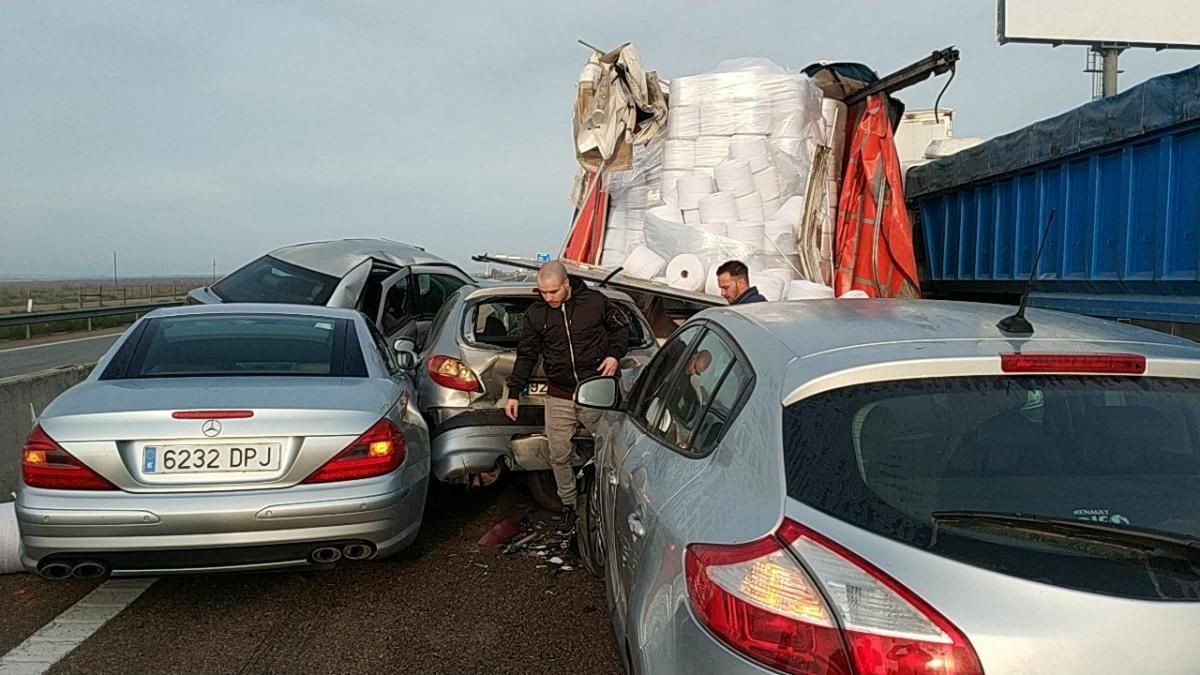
[365,321,401,375]
[628,325,704,428]
[414,273,466,319]
[691,360,752,454]
[644,330,739,453]
[381,275,412,336]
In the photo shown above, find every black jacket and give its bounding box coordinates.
[507,277,630,399]
[732,286,768,305]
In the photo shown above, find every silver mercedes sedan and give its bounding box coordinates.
[17,304,429,579]
[574,299,1200,675]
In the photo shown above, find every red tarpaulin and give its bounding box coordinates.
[563,171,608,264]
[834,95,921,298]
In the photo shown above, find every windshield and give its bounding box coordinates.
[113,314,359,378]
[211,255,339,305]
[783,375,1200,600]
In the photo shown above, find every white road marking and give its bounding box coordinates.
[0,578,156,675]
[0,333,119,354]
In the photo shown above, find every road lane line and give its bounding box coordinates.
[0,334,120,355]
[0,578,156,675]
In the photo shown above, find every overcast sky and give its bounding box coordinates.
[2,1,1197,279]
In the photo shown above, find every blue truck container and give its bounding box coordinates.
[906,65,1200,336]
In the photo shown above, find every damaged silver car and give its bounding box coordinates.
[400,283,657,509]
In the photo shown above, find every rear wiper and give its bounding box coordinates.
[931,511,1200,562]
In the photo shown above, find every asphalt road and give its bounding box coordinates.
[2,480,622,675]
[0,334,120,379]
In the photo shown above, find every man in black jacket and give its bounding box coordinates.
[716,260,768,304]
[505,261,629,531]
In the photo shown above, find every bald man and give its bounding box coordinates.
[506,261,629,532]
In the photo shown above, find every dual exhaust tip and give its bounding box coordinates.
[39,560,108,581]
[38,541,377,579]
[310,541,375,564]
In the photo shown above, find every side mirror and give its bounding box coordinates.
[393,338,418,370]
[575,376,621,410]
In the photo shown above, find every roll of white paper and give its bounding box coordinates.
[752,166,782,201]
[730,137,770,172]
[728,222,765,246]
[762,197,782,217]
[624,246,667,280]
[682,208,702,225]
[715,159,756,197]
[676,174,715,210]
[694,136,732,167]
[698,191,739,224]
[666,104,701,140]
[665,254,707,292]
[734,191,765,224]
[839,289,870,299]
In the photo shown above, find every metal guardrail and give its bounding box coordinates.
[0,301,182,330]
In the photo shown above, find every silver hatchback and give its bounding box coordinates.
[575,299,1200,674]
[18,304,429,578]
[411,283,658,509]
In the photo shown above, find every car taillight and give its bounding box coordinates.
[428,355,481,392]
[22,424,117,491]
[686,520,983,675]
[303,417,406,483]
[1000,352,1146,375]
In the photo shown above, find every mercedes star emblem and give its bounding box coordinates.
[201,419,222,437]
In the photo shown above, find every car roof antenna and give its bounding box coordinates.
[997,207,1055,336]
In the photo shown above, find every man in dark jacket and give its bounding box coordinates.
[716,260,768,304]
[505,261,629,530]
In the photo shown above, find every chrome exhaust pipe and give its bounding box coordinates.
[310,546,342,564]
[342,543,375,561]
[71,561,109,580]
[39,561,74,581]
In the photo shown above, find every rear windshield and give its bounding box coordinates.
[784,376,1200,600]
[468,296,650,349]
[111,314,361,378]
[211,255,338,305]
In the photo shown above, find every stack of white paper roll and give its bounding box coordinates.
[694,136,732,170]
[789,279,836,299]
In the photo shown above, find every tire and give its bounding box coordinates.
[525,470,563,511]
[575,469,606,578]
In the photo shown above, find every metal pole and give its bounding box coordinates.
[113,251,118,287]
[1102,47,1122,97]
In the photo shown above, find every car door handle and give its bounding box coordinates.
[627,514,645,539]
[607,470,618,486]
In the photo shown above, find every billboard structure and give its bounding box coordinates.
[997,0,1200,97]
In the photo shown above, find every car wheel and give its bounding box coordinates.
[575,469,606,578]
[525,470,563,511]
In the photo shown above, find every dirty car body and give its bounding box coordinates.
[188,238,474,344]
[417,283,657,484]
[580,299,1200,674]
[18,304,430,578]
